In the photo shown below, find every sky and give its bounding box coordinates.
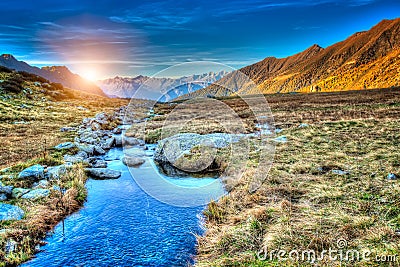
[0,0,399,79]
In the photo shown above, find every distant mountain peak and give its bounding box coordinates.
[1,54,17,60]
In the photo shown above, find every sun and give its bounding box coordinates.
[81,70,98,81]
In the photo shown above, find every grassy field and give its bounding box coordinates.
[145,88,400,266]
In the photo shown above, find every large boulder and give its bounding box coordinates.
[154,133,243,174]
[21,189,50,200]
[0,204,24,221]
[85,168,121,180]
[18,165,44,181]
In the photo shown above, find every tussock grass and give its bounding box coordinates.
[190,89,400,266]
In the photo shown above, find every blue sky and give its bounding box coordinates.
[0,0,399,79]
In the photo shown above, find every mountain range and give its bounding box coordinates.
[96,71,228,101]
[183,18,400,98]
[0,54,106,97]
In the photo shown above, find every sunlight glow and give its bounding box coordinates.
[81,69,97,81]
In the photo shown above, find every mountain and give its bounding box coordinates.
[185,18,400,98]
[96,71,228,101]
[0,54,106,97]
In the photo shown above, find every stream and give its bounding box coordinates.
[22,146,225,266]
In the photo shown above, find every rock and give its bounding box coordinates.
[33,180,49,189]
[60,127,76,132]
[21,189,50,200]
[125,147,146,157]
[101,137,115,150]
[122,156,145,167]
[332,169,350,175]
[18,164,44,181]
[273,136,287,143]
[76,151,89,159]
[0,184,13,196]
[298,123,309,128]
[0,204,24,221]
[86,158,107,168]
[94,146,106,155]
[12,188,30,199]
[112,128,122,134]
[387,173,398,180]
[114,135,122,147]
[0,194,7,201]
[54,142,75,150]
[154,133,244,174]
[64,154,85,164]
[123,136,144,147]
[85,168,121,180]
[75,143,95,155]
[46,165,67,180]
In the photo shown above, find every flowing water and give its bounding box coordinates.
[22,147,225,267]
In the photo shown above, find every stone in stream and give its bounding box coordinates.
[122,156,145,167]
[21,189,50,200]
[114,135,122,147]
[54,142,75,150]
[86,158,107,168]
[12,188,31,199]
[0,203,24,221]
[101,137,115,150]
[94,145,106,155]
[154,133,244,174]
[123,136,144,147]
[85,168,122,180]
[18,164,44,181]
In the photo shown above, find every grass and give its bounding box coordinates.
[139,88,400,266]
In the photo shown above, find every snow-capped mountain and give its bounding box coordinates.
[96,71,229,101]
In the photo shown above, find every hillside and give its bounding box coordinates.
[97,71,228,101]
[185,18,400,98]
[0,54,106,97]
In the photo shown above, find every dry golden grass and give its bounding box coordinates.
[0,85,128,169]
[137,88,400,267]
[193,89,400,266]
